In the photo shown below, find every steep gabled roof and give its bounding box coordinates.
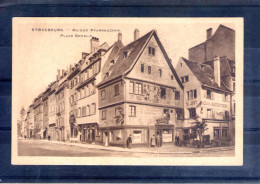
[98,30,183,88]
[181,57,231,92]
[101,40,124,76]
[99,30,153,85]
[203,56,235,76]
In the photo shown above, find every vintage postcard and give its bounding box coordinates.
[12,17,243,165]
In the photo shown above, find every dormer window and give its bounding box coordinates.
[110,60,115,64]
[123,51,129,58]
[148,46,155,56]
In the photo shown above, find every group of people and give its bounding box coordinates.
[150,134,162,147]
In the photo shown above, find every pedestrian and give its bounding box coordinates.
[177,135,180,146]
[126,135,132,149]
[150,135,155,147]
[175,135,178,146]
[156,134,159,147]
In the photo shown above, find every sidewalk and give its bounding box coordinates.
[22,139,235,155]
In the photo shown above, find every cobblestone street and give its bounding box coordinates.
[18,140,235,157]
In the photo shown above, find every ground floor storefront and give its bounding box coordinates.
[100,123,175,148]
[176,120,231,147]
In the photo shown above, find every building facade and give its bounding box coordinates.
[74,38,110,144]
[188,24,235,143]
[55,75,70,141]
[175,57,232,143]
[98,29,184,147]
[20,26,235,148]
[33,94,44,139]
[48,81,58,140]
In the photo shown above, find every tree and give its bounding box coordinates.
[192,117,208,148]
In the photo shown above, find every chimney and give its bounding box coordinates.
[62,69,65,77]
[118,32,122,41]
[134,29,139,41]
[90,37,99,53]
[207,28,212,40]
[57,69,61,80]
[69,65,72,72]
[214,56,221,87]
[56,75,58,81]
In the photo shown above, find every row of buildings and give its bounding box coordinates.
[18,24,235,147]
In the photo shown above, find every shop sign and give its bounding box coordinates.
[202,101,228,108]
[162,133,172,142]
[185,100,198,106]
[133,133,142,143]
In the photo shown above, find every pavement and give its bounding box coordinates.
[20,139,235,155]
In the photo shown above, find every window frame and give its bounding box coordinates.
[141,64,144,73]
[175,91,180,100]
[189,108,196,119]
[160,87,166,99]
[101,110,106,120]
[207,90,212,99]
[148,66,151,74]
[129,105,136,117]
[129,82,134,94]
[101,90,106,100]
[135,83,143,95]
[114,84,120,96]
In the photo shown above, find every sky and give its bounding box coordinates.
[13,18,237,123]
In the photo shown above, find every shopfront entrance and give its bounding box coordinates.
[155,124,174,146]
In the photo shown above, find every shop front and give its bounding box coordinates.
[79,123,100,144]
[155,124,174,146]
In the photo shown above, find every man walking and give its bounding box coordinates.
[126,135,132,149]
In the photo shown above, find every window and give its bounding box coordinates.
[225,111,229,120]
[190,90,194,99]
[223,93,228,102]
[207,90,212,99]
[186,91,189,100]
[92,103,96,115]
[141,64,144,73]
[101,90,106,100]
[129,82,134,94]
[171,75,174,80]
[194,89,197,98]
[158,69,162,77]
[148,66,151,74]
[222,128,228,138]
[148,46,155,56]
[214,128,220,139]
[86,105,90,116]
[181,76,189,83]
[176,109,183,120]
[102,110,106,120]
[129,106,136,117]
[123,51,128,58]
[82,106,86,117]
[78,107,81,117]
[114,84,119,96]
[175,91,180,100]
[207,109,212,118]
[135,83,143,95]
[163,109,170,119]
[189,108,196,119]
[160,87,166,99]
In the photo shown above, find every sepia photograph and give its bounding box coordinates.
[12,17,243,165]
